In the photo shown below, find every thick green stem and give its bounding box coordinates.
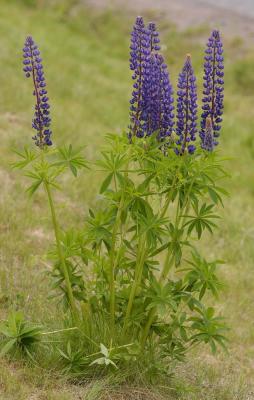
[159,249,175,284]
[44,180,78,321]
[140,308,156,347]
[109,148,132,335]
[123,236,146,332]
[109,190,125,334]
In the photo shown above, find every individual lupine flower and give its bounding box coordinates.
[202,117,214,151]
[175,54,198,155]
[129,17,151,138]
[200,30,224,149]
[23,36,52,147]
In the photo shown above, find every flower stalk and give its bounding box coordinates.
[23,36,78,321]
[123,235,146,332]
[43,177,79,321]
[109,192,125,334]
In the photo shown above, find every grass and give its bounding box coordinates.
[0,0,254,398]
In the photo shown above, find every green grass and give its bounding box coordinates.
[0,0,254,398]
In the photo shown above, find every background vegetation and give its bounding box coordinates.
[0,0,254,398]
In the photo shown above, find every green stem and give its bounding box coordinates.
[109,187,126,334]
[123,236,146,332]
[43,180,79,321]
[140,308,156,347]
[159,250,175,284]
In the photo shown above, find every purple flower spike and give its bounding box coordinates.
[175,54,198,155]
[158,55,174,139]
[23,36,52,147]
[142,54,174,139]
[129,17,173,140]
[200,30,224,149]
[140,53,159,136]
[129,17,151,138]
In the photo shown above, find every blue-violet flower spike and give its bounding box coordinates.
[175,54,198,155]
[141,54,174,139]
[129,17,151,139]
[200,30,224,149]
[23,36,52,147]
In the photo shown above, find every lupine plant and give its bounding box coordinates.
[12,18,228,379]
[14,36,88,322]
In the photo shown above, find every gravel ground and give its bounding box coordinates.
[85,0,254,39]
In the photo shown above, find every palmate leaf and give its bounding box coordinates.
[183,201,220,239]
[85,207,114,252]
[96,150,127,174]
[11,146,37,170]
[181,251,224,299]
[54,145,88,177]
[25,158,66,196]
[190,306,229,354]
[58,342,89,374]
[138,213,168,248]
[25,171,60,195]
[146,278,178,316]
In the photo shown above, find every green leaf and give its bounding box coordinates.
[55,145,88,176]
[26,179,43,196]
[11,147,37,170]
[149,241,171,257]
[100,343,109,357]
[0,339,17,356]
[100,173,113,194]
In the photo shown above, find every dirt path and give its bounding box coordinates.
[86,0,254,40]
